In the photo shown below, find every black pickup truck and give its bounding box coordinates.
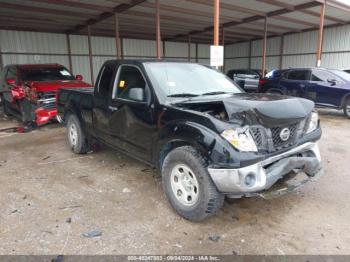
[57,60,323,221]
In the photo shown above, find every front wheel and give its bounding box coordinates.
[343,98,350,118]
[161,146,224,222]
[66,114,90,154]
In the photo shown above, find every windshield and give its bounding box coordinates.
[330,69,350,82]
[145,62,242,99]
[20,66,75,81]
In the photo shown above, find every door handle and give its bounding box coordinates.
[108,106,119,112]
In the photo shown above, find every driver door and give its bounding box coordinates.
[108,65,156,162]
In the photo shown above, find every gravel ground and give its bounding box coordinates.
[0,108,349,255]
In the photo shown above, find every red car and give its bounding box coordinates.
[0,64,91,126]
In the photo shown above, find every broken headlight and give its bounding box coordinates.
[306,111,319,134]
[221,127,258,152]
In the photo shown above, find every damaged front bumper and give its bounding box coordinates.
[208,142,322,198]
[35,107,57,126]
[32,95,58,126]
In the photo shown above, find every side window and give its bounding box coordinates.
[97,65,114,97]
[287,70,310,81]
[114,65,148,102]
[312,70,342,83]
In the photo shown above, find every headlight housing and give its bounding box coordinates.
[221,127,258,152]
[306,111,319,134]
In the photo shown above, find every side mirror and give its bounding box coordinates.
[76,74,83,81]
[6,78,16,85]
[128,87,145,102]
[327,79,337,86]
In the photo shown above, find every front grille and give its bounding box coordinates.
[250,121,304,153]
[250,127,263,146]
[38,92,56,110]
[42,102,56,110]
[271,123,299,150]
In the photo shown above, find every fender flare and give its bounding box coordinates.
[340,93,350,108]
[154,121,218,169]
[63,100,85,127]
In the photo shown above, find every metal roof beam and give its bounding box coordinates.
[140,2,241,22]
[301,9,347,24]
[122,10,214,26]
[0,2,94,18]
[166,1,321,41]
[26,0,112,12]
[67,0,147,34]
[185,0,266,16]
[321,0,350,12]
[271,15,319,27]
[257,0,347,24]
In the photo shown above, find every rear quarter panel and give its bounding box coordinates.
[57,88,95,137]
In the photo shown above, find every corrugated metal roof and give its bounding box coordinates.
[0,0,349,44]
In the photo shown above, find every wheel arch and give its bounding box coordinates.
[62,100,84,125]
[340,92,350,108]
[155,122,217,170]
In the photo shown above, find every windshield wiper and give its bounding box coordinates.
[167,93,199,97]
[201,91,228,96]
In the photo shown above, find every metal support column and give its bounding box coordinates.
[155,0,161,59]
[316,3,326,67]
[261,17,267,76]
[66,34,73,73]
[213,0,219,46]
[87,25,94,86]
[195,43,198,63]
[114,13,122,59]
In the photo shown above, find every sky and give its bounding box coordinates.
[335,0,350,6]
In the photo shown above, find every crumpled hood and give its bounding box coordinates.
[177,93,314,127]
[29,80,92,93]
[223,93,314,126]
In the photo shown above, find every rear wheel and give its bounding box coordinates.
[66,114,90,154]
[343,98,350,118]
[161,146,224,222]
[1,95,11,116]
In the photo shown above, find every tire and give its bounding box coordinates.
[161,146,224,222]
[343,98,350,118]
[66,114,90,154]
[19,99,34,124]
[1,95,11,116]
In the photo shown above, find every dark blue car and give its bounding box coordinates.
[259,68,350,118]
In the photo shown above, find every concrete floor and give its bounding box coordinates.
[0,108,349,255]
